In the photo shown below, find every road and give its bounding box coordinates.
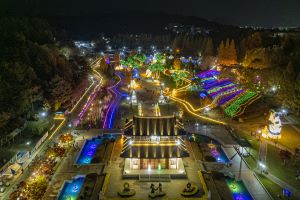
[1,60,103,199]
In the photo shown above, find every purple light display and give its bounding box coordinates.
[204,78,232,90]
[196,70,220,78]
[218,90,244,106]
[210,86,237,98]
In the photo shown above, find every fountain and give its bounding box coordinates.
[118,182,136,197]
[148,183,166,198]
[180,182,199,196]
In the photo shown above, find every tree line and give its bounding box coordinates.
[0,17,89,136]
[171,30,300,113]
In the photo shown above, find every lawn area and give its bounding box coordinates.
[256,173,299,200]
[275,125,300,152]
[266,144,300,189]
[160,73,176,89]
[289,114,300,122]
[159,102,179,115]
[177,91,206,109]
[233,128,300,192]
[294,124,300,129]
[232,129,260,169]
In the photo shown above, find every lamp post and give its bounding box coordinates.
[238,146,243,180]
[40,111,47,118]
[259,162,266,174]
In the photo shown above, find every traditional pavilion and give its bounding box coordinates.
[121,115,189,175]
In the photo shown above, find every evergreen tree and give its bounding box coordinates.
[217,40,225,64]
[173,58,182,70]
[204,37,214,56]
[201,37,208,54]
[247,32,263,50]
[114,53,120,67]
[172,37,179,52]
[224,38,231,64]
[196,37,203,54]
[100,57,108,72]
[225,38,230,50]
[286,61,294,75]
[228,39,237,65]
[294,73,300,115]
[50,75,72,110]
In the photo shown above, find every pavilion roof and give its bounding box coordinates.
[123,115,185,137]
[120,138,189,159]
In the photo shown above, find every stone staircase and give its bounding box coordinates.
[139,174,171,182]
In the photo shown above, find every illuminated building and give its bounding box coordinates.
[121,115,188,177]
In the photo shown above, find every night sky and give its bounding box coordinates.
[1,0,300,27]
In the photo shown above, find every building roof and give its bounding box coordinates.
[120,138,189,159]
[123,115,185,136]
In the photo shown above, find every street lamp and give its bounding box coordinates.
[129,140,133,145]
[205,107,210,112]
[259,162,266,174]
[259,162,266,168]
[40,112,47,117]
[282,109,287,115]
[126,96,130,104]
[257,129,262,134]
[271,86,277,92]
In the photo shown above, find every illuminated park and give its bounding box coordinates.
[1,8,300,200]
[1,45,300,200]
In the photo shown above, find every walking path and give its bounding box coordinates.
[284,115,300,133]
[254,169,300,199]
[185,125,237,146]
[222,147,272,200]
